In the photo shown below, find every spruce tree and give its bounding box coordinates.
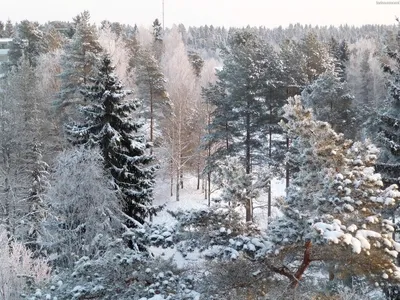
[360,49,373,106]
[0,57,49,244]
[26,143,49,252]
[328,37,349,82]
[66,55,157,225]
[0,21,4,38]
[338,40,350,81]
[4,20,13,38]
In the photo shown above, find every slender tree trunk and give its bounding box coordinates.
[180,166,183,189]
[225,121,229,150]
[245,103,252,222]
[197,163,200,190]
[285,87,291,190]
[245,111,251,175]
[207,171,211,206]
[245,198,252,223]
[204,178,208,200]
[150,86,154,155]
[176,121,181,201]
[393,210,396,240]
[176,166,180,201]
[268,114,272,218]
[3,148,13,241]
[170,158,174,197]
[197,135,201,190]
[207,98,212,205]
[286,136,290,189]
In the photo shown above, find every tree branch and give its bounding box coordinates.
[266,240,313,289]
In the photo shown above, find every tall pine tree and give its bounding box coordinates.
[58,11,102,108]
[204,29,284,221]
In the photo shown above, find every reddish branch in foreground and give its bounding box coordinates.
[267,241,312,289]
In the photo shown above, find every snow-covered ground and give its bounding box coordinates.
[151,170,286,268]
[153,171,286,229]
[153,172,209,227]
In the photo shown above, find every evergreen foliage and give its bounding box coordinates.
[66,55,157,225]
[188,50,204,78]
[132,47,169,145]
[25,143,49,253]
[301,70,355,138]
[204,29,285,221]
[205,29,284,170]
[376,23,400,187]
[271,96,400,285]
[279,38,308,87]
[7,20,47,68]
[4,19,14,38]
[301,32,330,83]
[152,18,163,61]
[58,11,103,107]
[328,37,350,82]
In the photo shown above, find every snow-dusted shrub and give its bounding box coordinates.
[41,147,127,267]
[130,223,176,249]
[170,206,259,250]
[164,206,275,263]
[212,156,271,207]
[27,241,201,300]
[199,258,273,299]
[0,226,50,300]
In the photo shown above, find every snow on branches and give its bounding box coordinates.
[273,96,400,284]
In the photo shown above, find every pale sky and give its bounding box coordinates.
[1,0,399,28]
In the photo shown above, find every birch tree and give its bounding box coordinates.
[161,26,200,201]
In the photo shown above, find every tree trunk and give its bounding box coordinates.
[197,134,201,190]
[245,104,252,222]
[207,171,211,206]
[267,184,271,218]
[180,168,183,189]
[245,197,252,222]
[290,241,312,289]
[197,162,200,190]
[150,86,154,155]
[268,122,272,218]
[286,136,290,189]
[204,178,208,200]
[176,167,180,201]
[170,158,173,197]
[226,121,229,150]
[3,148,13,241]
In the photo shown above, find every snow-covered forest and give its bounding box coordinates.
[3,11,400,300]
